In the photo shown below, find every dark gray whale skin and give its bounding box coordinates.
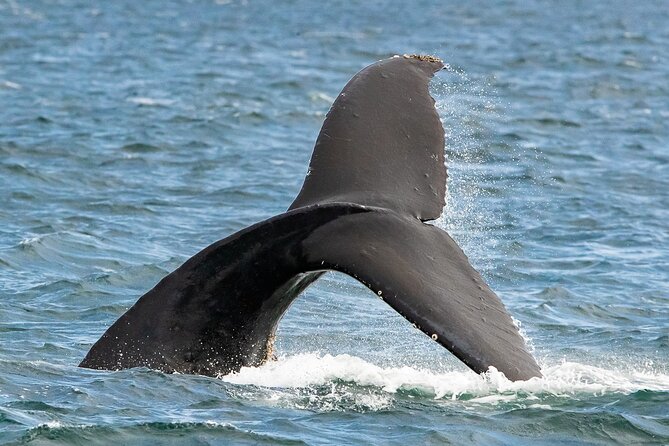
[80,55,542,381]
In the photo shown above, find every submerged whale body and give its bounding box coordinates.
[80,55,542,382]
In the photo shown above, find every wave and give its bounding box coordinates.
[12,421,299,446]
[221,353,669,401]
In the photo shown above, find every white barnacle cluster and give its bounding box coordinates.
[402,54,443,63]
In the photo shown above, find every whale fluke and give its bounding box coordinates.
[80,55,542,381]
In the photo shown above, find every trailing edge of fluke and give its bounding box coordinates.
[80,55,542,382]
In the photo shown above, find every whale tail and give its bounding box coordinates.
[80,55,542,381]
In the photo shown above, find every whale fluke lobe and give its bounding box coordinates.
[80,204,369,376]
[290,55,447,221]
[303,209,541,381]
[80,56,542,381]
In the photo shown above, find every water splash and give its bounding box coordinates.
[429,64,548,278]
[430,65,504,271]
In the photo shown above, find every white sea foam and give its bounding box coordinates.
[2,80,22,90]
[18,235,44,247]
[222,353,669,401]
[127,97,175,106]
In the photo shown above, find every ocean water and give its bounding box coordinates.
[1,0,668,444]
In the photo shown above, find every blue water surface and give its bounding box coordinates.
[1,0,668,444]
